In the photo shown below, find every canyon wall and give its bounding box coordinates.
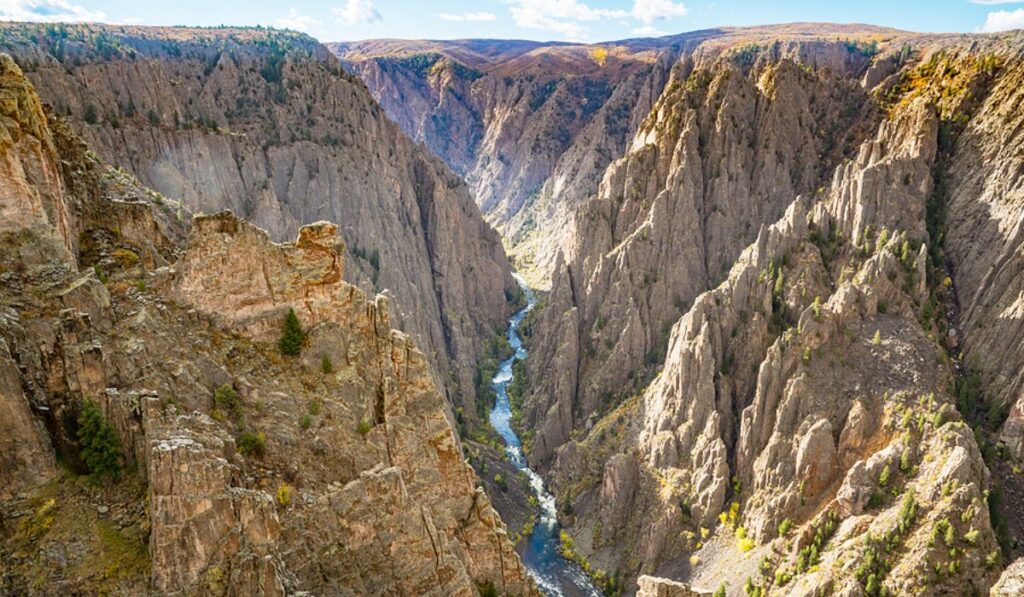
[0,23,517,422]
[0,55,534,595]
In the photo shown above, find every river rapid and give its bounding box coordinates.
[488,276,602,597]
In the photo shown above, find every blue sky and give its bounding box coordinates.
[1,0,1023,42]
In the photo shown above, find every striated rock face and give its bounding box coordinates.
[334,38,679,287]
[523,37,887,467]
[0,53,75,263]
[0,23,517,422]
[941,45,1024,458]
[0,53,533,596]
[533,33,1024,595]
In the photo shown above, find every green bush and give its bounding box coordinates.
[878,463,891,487]
[477,580,498,597]
[778,518,792,537]
[213,384,242,418]
[83,103,98,124]
[357,419,373,436]
[279,308,304,356]
[320,355,333,374]
[77,398,123,483]
[237,431,266,457]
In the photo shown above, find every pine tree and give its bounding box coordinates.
[77,398,122,483]
[279,308,304,356]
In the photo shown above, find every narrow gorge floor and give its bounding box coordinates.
[490,278,601,597]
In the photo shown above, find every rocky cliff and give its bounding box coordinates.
[501,29,1023,595]
[0,52,533,596]
[333,36,681,287]
[522,33,896,467]
[0,22,517,424]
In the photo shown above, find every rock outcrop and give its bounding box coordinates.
[992,557,1024,596]
[0,23,518,423]
[527,32,1024,595]
[0,52,533,595]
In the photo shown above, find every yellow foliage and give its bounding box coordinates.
[276,483,292,507]
[591,47,609,66]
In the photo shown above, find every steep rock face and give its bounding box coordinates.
[151,212,534,595]
[0,23,517,421]
[542,35,1024,594]
[0,53,75,263]
[942,46,1024,457]
[334,38,681,286]
[523,39,884,466]
[336,26,911,288]
[0,54,533,596]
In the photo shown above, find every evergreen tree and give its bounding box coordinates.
[77,398,122,483]
[279,308,304,356]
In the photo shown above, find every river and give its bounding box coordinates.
[489,276,602,597]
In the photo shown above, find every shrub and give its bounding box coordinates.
[796,511,839,573]
[713,583,727,597]
[238,431,266,456]
[878,464,891,487]
[899,447,912,472]
[278,308,304,356]
[77,398,123,482]
[357,419,373,436]
[213,384,242,418]
[898,492,917,533]
[308,399,321,416]
[872,330,882,346]
[477,580,499,597]
[276,483,292,506]
[320,355,333,374]
[494,473,508,492]
[83,103,98,124]
[812,296,822,320]
[300,414,312,429]
[744,577,764,597]
[778,518,792,537]
[146,109,160,125]
[964,529,980,545]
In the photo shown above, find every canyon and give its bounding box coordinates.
[1,17,1024,597]
[346,23,1024,596]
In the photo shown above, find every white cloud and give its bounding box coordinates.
[439,11,496,22]
[508,0,687,41]
[510,0,627,40]
[0,0,106,23]
[632,0,687,25]
[979,7,1024,31]
[332,0,382,27]
[276,8,318,32]
[631,25,666,36]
